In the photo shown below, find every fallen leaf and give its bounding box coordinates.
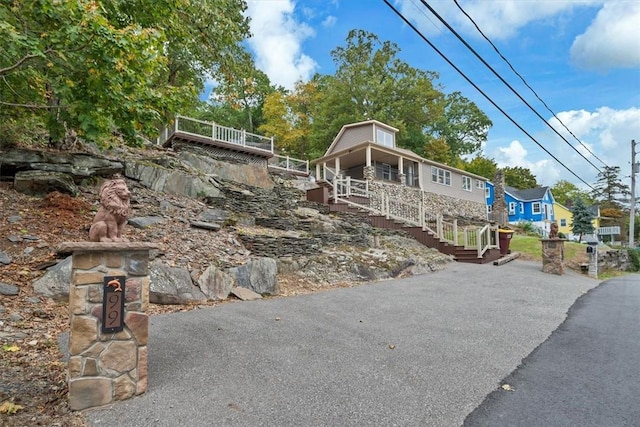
[501,384,514,391]
[275,317,281,321]
[2,344,20,352]
[0,401,24,415]
[388,344,396,350]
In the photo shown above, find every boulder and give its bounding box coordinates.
[128,216,166,229]
[227,257,278,296]
[148,260,207,304]
[0,251,11,265]
[14,170,79,196]
[230,287,262,301]
[0,282,19,296]
[32,256,72,300]
[197,266,235,300]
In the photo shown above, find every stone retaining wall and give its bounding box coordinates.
[62,242,156,411]
[238,234,369,258]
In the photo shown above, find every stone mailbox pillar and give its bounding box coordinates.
[541,239,565,275]
[59,242,158,411]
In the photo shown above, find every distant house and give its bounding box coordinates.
[311,120,489,220]
[554,202,573,237]
[502,186,555,233]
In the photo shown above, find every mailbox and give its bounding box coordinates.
[586,245,594,254]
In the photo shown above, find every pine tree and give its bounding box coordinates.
[570,198,595,241]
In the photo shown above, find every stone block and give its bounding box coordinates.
[125,312,148,346]
[125,277,142,302]
[81,342,106,358]
[104,252,123,268]
[70,316,98,355]
[73,253,103,270]
[114,375,136,401]
[68,356,82,378]
[136,346,148,395]
[126,252,149,275]
[73,271,105,286]
[87,284,103,303]
[101,341,137,373]
[69,378,112,411]
[83,358,99,376]
[69,286,87,315]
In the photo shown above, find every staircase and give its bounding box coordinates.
[317,178,502,264]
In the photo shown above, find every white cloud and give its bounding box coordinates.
[495,140,556,184]
[570,1,640,70]
[245,0,318,90]
[322,15,337,28]
[398,0,601,40]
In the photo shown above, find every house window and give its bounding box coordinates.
[487,205,493,213]
[462,176,472,191]
[560,219,567,227]
[431,167,451,186]
[532,202,541,214]
[476,180,485,189]
[509,202,516,215]
[519,202,524,214]
[485,187,490,198]
[376,129,393,147]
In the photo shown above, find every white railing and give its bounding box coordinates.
[331,177,500,258]
[268,154,309,175]
[159,115,274,154]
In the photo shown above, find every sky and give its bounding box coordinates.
[243,0,640,191]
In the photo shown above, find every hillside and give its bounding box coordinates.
[0,145,452,426]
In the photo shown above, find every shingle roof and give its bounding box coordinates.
[505,186,549,201]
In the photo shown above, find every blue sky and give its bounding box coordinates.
[244,0,640,190]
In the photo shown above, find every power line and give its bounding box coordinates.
[382,0,595,190]
[416,0,603,174]
[452,0,610,169]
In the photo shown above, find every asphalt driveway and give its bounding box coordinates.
[85,260,598,427]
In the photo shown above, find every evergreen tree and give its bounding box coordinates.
[570,198,595,241]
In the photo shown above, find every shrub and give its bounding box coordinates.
[628,248,640,272]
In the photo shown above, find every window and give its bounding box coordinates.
[376,129,393,147]
[509,202,516,215]
[431,167,451,186]
[519,202,524,214]
[476,180,485,189]
[485,187,490,198]
[462,176,472,191]
[532,202,541,214]
[560,219,567,227]
[487,205,493,213]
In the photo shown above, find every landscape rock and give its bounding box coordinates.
[0,251,11,265]
[128,216,166,229]
[32,256,72,301]
[148,260,207,304]
[0,282,19,296]
[197,265,235,300]
[228,257,278,296]
[190,221,221,232]
[14,170,79,196]
[231,287,262,301]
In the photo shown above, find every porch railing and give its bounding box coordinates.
[158,115,274,154]
[268,154,309,175]
[332,177,499,258]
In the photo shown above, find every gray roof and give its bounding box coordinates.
[505,186,550,201]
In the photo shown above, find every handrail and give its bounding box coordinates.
[268,154,309,175]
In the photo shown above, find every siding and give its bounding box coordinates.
[419,163,486,204]
[331,125,374,153]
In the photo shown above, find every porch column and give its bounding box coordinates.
[335,157,341,177]
[365,146,372,167]
[316,162,321,180]
[397,155,405,185]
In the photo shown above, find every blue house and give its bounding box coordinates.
[504,185,555,230]
[485,181,495,217]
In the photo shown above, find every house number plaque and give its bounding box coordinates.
[102,276,126,333]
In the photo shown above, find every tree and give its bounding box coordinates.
[462,155,498,179]
[591,166,630,209]
[551,180,594,207]
[0,0,252,145]
[503,166,538,189]
[570,197,595,241]
[293,30,490,162]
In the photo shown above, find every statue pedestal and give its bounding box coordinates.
[60,242,158,411]
[541,239,565,275]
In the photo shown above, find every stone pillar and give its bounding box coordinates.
[541,239,564,275]
[61,242,158,411]
[363,165,375,181]
[493,170,508,225]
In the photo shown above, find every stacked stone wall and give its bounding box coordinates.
[64,242,155,411]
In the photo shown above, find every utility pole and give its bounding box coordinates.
[630,139,637,248]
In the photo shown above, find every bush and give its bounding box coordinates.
[628,248,640,272]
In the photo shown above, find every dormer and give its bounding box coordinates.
[324,120,398,156]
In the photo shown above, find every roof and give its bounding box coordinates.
[323,120,398,157]
[505,186,550,201]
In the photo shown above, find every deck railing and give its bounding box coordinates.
[332,177,499,258]
[159,115,310,175]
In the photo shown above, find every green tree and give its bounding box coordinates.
[591,166,630,209]
[570,197,595,241]
[461,155,498,179]
[503,166,538,189]
[551,180,594,207]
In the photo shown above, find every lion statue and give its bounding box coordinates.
[89,178,131,242]
[549,222,559,239]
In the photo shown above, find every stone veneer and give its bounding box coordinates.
[541,239,564,275]
[59,242,158,411]
[368,181,486,221]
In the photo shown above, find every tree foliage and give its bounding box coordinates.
[551,180,594,207]
[591,166,630,209]
[570,197,595,240]
[0,0,251,145]
[503,166,538,189]
[461,155,498,180]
